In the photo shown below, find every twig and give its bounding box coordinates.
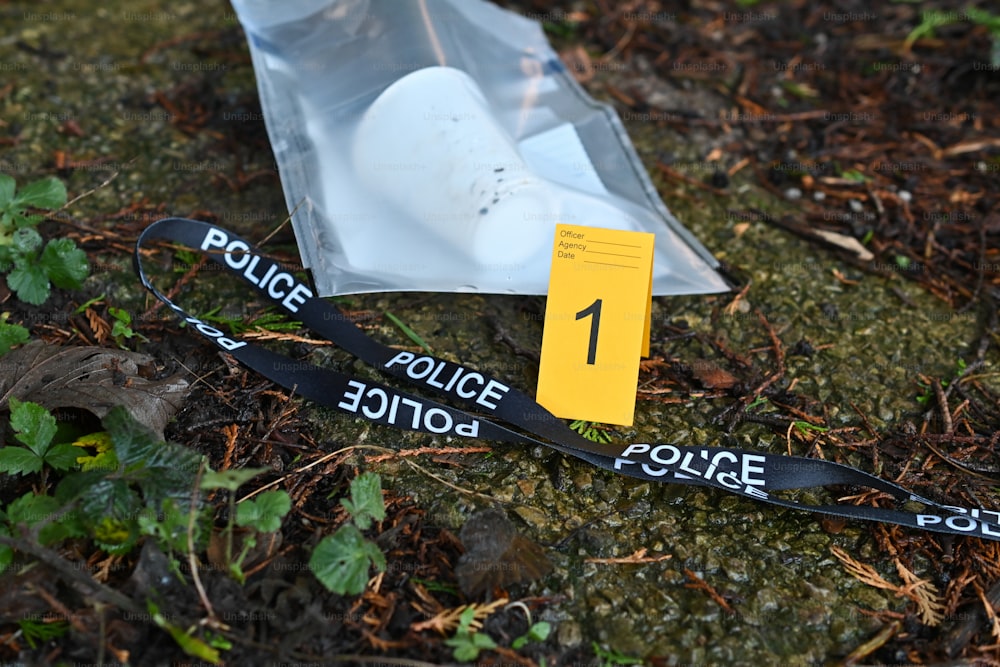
[683,568,733,614]
[746,309,786,402]
[843,621,901,665]
[933,378,954,434]
[238,444,496,504]
[255,196,304,248]
[365,445,491,464]
[60,168,124,212]
[187,459,216,622]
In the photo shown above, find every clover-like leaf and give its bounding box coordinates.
[40,238,89,289]
[12,176,66,211]
[9,397,57,456]
[236,490,290,533]
[6,263,49,305]
[309,524,386,595]
[340,472,385,530]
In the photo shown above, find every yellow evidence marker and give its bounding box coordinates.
[536,223,654,426]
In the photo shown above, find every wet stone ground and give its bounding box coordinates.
[2,0,999,664]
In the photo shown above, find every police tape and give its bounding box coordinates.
[134,218,1000,541]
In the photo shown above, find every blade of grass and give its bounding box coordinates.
[384,311,432,354]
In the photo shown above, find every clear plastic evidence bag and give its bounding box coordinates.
[230,0,730,296]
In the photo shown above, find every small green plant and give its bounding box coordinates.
[905,6,1000,65]
[592,641,644,667]
[192,305,302,335]
[916,358,967,406]
[201,468,291,583]
[16,617,70,649]
[0,398,80,481]
[0,174,88,305]
[512,620,551,650]
[309,471,387,595]
[147,599,223,664]
[444,606,498,662]
[11,405,206,554]
[840,168,870,184]
[108,306,148,346]
[75,295,150,347]
[570,420,613,444]
[0,313,29,355]
[792,421,830,436]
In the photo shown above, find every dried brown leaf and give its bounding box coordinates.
[455,510,552,597]
[0,341,190,438]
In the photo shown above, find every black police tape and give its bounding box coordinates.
[134,218,1000,541]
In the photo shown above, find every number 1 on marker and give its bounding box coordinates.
[576,298,602,365]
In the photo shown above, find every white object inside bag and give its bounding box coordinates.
[351,67,635,272]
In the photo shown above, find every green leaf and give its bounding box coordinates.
[5,492,75,544]
[0,525,12,573]
[102,405,159,467]
[12,213,44,230]
[54,469,108,504]
[201,467,269,492]
[0,174,15,207]
[13,176,66,211]
[309,524,386,595]
[0,448,43,475]
[138,499,207,554]
[39,238,89,288]
[9,397,57,455]
[135,443,205,508]
[43,443,82,471]
[11,227,42,255]
[6,263,50,305]
[512,621,551,649]
[340,472,385,530]
[445,608,499,661]
[0,319,29,356]
[148,599,222,664]
[6,492,60,528]
[236,490,290,533]
[72,432,119,472]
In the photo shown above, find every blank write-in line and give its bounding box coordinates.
[587,250,642,259]
[589,240,643,248]
[584,260,640,269]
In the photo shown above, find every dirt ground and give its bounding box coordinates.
[1,0,999,664]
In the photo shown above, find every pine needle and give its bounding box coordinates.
[831,546,944,626]
[410,598,508,635]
